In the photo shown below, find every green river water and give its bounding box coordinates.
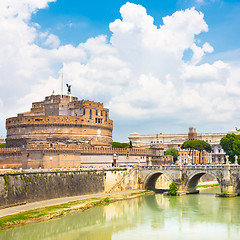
[0,187,240,240]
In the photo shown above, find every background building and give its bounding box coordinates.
[129,127,238,164]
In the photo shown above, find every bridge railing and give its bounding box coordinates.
[140,164,240,170]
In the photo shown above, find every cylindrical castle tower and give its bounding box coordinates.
[6,94,113,148]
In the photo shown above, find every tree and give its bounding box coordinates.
[0,143,6,148]
[220,133,240,164]
[129,141,133,148]
[169,181,178,196]
[112,142,130,149]
[181,140,212,163]
[164,148,179,163]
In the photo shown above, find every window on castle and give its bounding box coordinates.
[95,118,103,124]
[89,109,92,119]
[96,110,98,115]
[105,112,108,121]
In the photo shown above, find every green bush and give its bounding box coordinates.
[221,190,229,197]
[169,181,178,196]
[103,197,110,203]
[0,143,6,148]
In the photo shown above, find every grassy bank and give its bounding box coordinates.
[0,190,153,230]
[197,183,219,188]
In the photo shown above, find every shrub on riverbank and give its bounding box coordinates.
[169,181,178,196]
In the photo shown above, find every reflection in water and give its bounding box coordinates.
[1,188,240,240]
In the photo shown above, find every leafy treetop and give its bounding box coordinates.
[0,143,6,148]
[220,133,240,164]
[164,148,179,163]
[112,142,130,149]
[181,140,212,153]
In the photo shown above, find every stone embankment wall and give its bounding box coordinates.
[0,168,133,208]
[107,168,140,193]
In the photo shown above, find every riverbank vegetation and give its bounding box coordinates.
[197,183,219,188]
[169,181,179,196]
[0,190,153,230]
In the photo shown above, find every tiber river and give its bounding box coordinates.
[0,187,240,240]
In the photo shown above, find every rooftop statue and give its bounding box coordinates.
[66,84,71,94]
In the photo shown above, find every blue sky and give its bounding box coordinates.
[32,0,240,55]
[0,0,240,141]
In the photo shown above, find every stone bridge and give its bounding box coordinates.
[138,165,240,195]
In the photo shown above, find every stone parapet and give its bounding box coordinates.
[24,144,153,156]
[0,148,21,155]
[6,115,113,130]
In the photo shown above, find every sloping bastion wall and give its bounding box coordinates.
[0,168,140,208]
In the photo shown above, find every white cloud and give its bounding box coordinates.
[0,1,239,139]
[44,33,60,48]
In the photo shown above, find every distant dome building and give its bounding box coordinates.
[6,94,113,148]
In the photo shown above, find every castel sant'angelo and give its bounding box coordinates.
[0,87,153,169]
[6,93,113,148]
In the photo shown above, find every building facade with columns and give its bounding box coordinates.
[129,127,238,164]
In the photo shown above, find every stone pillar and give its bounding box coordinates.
[226,155,229,165]
[220,165,236,195]
[148,157,152,166]
[177,156,181,165]
[175,167,186,193]
[234,155,238,165]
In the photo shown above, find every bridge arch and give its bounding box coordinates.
[144,171,174,192]
[235,181,240,195]
[185,171,220,193]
